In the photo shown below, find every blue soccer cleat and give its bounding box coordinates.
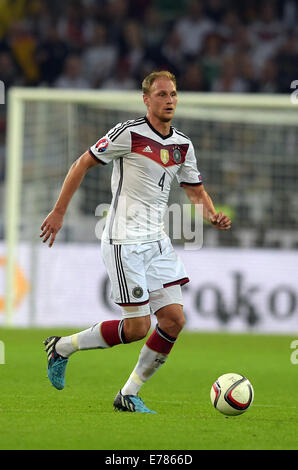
[113,390,156,413]
[44,336,68,390]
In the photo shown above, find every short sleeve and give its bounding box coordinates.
[89,122,131,165]
[176,142,203,186]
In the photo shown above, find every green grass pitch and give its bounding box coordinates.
[0,327,297,450]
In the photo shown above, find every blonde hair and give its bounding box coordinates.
[142,70,177,95]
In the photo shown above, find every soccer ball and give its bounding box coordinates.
[210,373,254,416]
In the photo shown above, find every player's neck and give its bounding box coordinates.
[146,114,172,137]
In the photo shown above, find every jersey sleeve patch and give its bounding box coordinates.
[95,138,109,152]
[89,127,131,164]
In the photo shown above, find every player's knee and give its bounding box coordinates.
[176,313,186,331]
[123,315,151,343]
[125,324,150,342]
[169,313,185,334]
[128,328,149,342]
[158,308,186,337]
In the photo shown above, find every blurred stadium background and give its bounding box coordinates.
[0,0,298,333]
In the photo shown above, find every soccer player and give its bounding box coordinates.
[40,71,231,413]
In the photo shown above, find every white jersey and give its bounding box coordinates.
[89,116,202,244]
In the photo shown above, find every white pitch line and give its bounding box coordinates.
[252,404,297,409]
[152,400,297,409]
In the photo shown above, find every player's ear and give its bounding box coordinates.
[143,93,149,108]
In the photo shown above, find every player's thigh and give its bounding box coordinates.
[146,237,189,292]
[101,240,148,306]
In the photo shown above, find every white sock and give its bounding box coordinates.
[56,323,109,358]
[121,344,168,396]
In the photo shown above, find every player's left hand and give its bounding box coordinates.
[210,212,231,230]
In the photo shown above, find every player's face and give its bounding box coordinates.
[144,78,178,123]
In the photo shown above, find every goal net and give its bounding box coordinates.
[3,88,297,325]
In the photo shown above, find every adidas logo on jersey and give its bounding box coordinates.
[142,145,153,153]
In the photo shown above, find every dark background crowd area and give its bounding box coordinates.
[0,0,297,94]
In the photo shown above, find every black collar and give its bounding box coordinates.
[144,116,173,140]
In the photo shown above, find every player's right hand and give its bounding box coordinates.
[40,209,64,247]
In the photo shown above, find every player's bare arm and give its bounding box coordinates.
[182,183,231,230]
[40,151,100,247]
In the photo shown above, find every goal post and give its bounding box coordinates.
[5,88,25,326]
[4,87,296,326]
